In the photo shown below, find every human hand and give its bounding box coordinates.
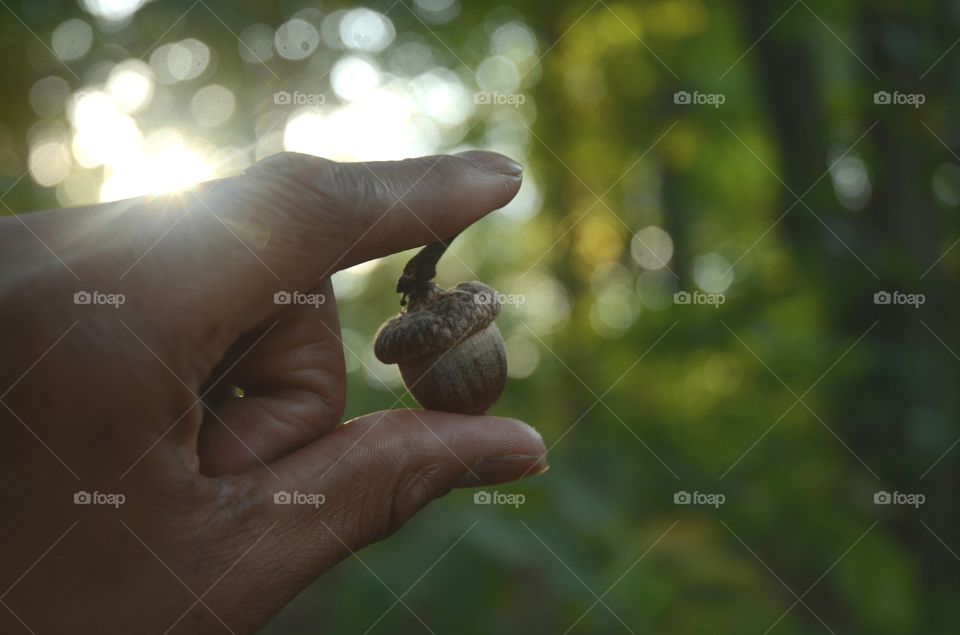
[0,151,547,633]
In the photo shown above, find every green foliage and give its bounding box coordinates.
[3,0,959,632]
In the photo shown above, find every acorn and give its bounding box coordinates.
[374,237,507,415]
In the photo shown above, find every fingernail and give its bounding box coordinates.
[455,151,524,177]
[454,454,548,488]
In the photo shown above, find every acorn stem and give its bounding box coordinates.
[396,233,460,306]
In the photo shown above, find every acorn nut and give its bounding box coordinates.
[374,281,507,415]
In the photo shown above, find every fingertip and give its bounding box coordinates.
[453,151,524,178]
[453,453,549,489]
[485,415,546,453]
[247,409,549,551]
[447,415,548,488]
[314,151,524,271]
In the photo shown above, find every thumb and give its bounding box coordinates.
[255,409,546,562]
[131,151,522,341]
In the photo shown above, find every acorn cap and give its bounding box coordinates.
[374,281,501,364]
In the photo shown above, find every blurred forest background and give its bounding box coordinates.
[3,0,960,633]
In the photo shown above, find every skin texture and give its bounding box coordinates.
[0,151,548,634]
